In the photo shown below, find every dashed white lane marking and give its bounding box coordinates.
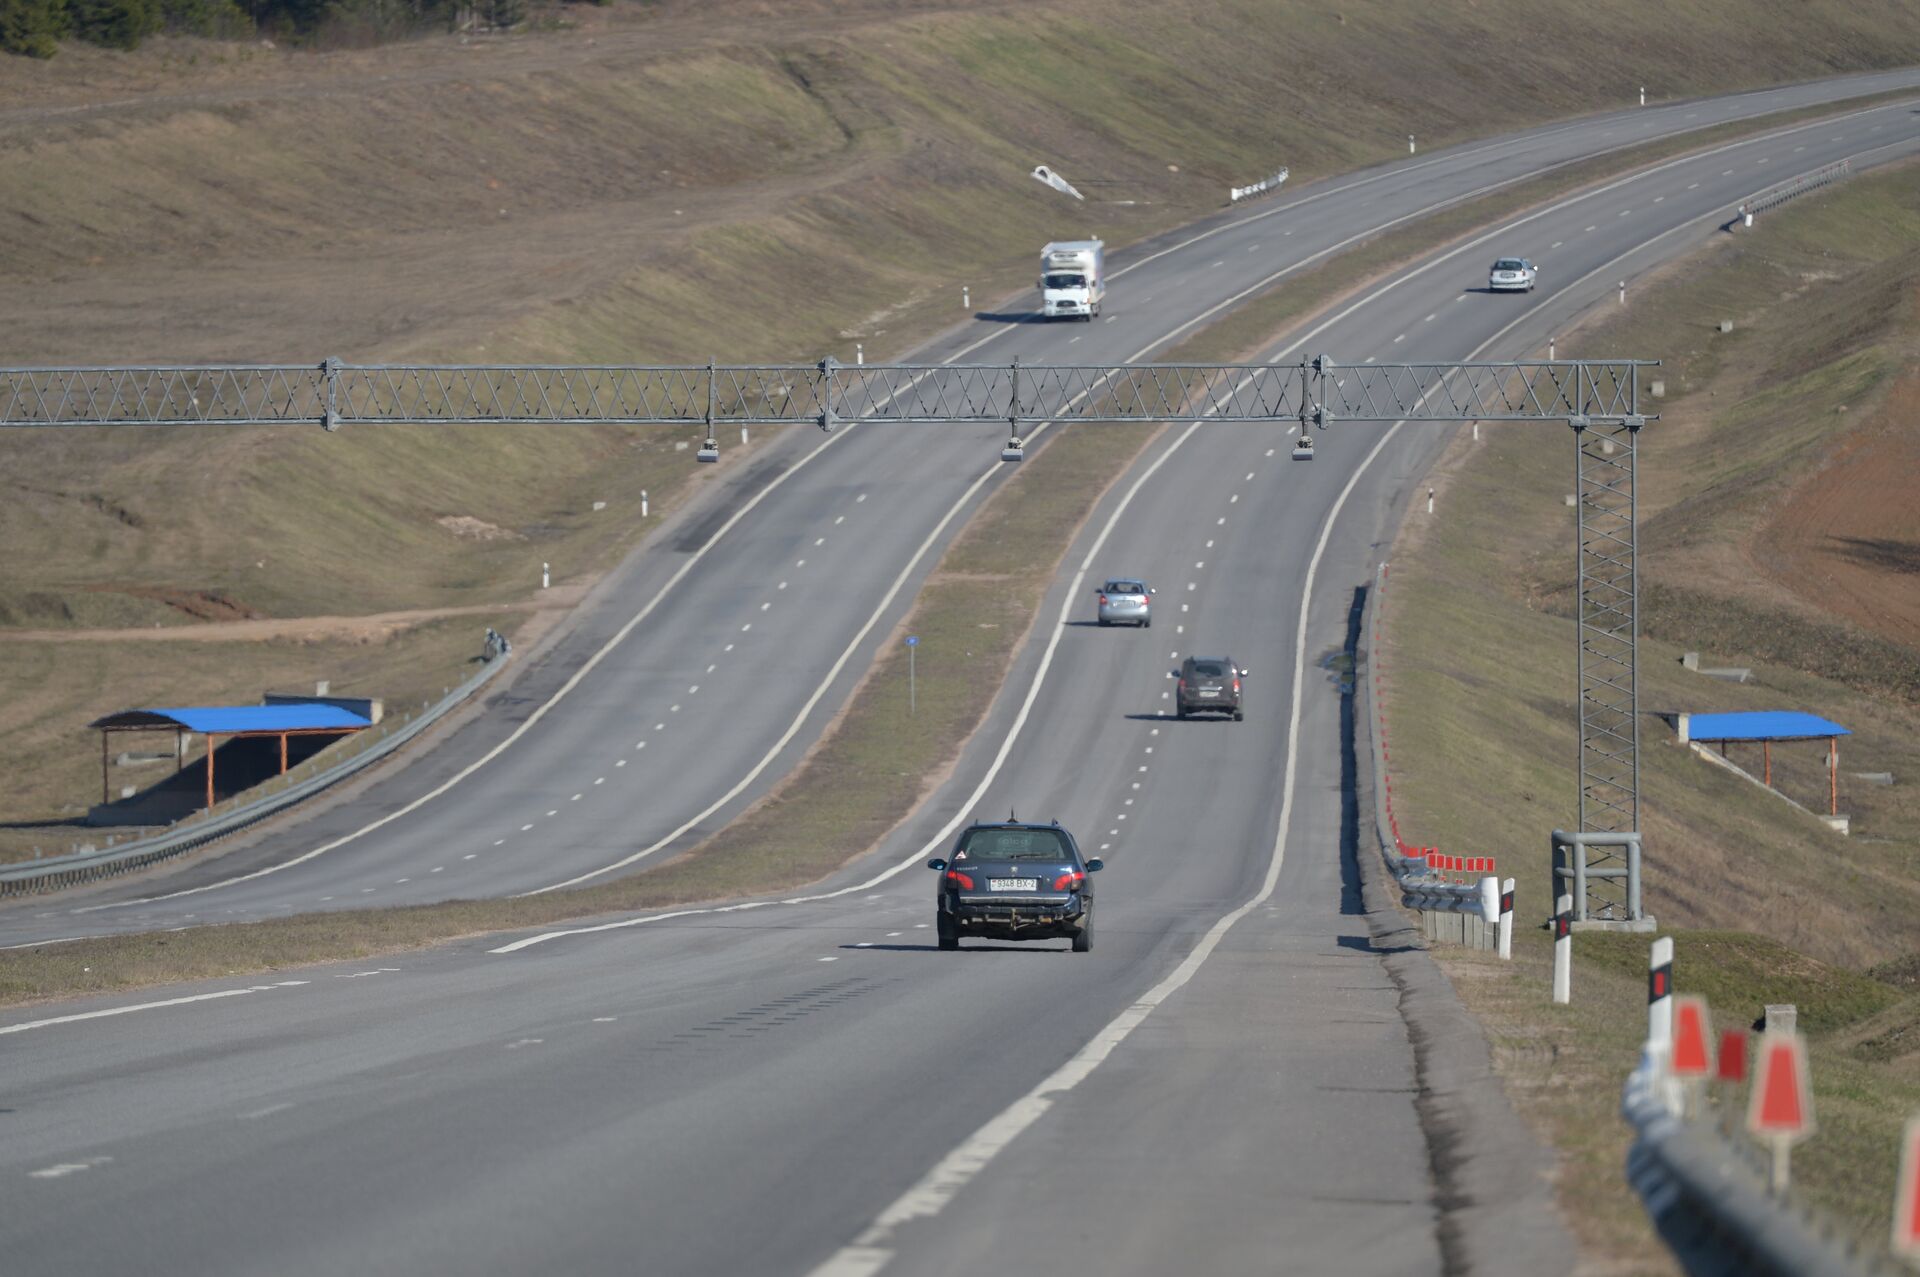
[464,854,477,860]
[240,1103,293,1120]
[593,1017,617,1023]
[616,758,627,767]
[886,932,903,938]
[1687,182,1699,189]
[1364,355,1376,363]
[1265,448,1275,457]
[1721,169,1733,176]
[1175,625,1184,634]
[854,942,875,948]
[545,810,558,818]
[1211,260,1223,267]
[1229,494,1239,504]
[760,602,771,612]
[689,686,700,696]
[1243,470,1254,480]
[494,839,505,846]
[834,515,846,525]
[856,493,868,503]
[818,956,839,963]
[815,537,826,546]
[797,560,806,568]
[31,1158,113,1179]
[431,866,444,874]
[1423,313,1435,323]
[2,982,309,1038]
[914,923,929,930]
[504,1039,543,1049]
[521,824,534,832]
[1619,208,1631,216]
[319,896,334,902]
[1794,145,1806,152]
[1205,539,1214,548]
[571,794,582,802]
[742,623,753,632]
[778,582,788,590]
[1149,728,1159,736]
[1756,157,1769,164]
[1195,560,1206,570]
[1584,225,1596,232]
[1216,516,1226,525]
[670,705,681,714]
[1551,241,1562,249]
[1068,335,1080,344]
[725,644,735,652]
[1137,765,1148,773]
[1104,316,1117,323]
[1653,196,1664,202]
[595,777,605,785]
[1100,842,1111,851]
[1186,582,1196,591]
[361,887,375,893]
[1392,333,1405,343]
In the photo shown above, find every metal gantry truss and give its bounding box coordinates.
[1,354,1655,920]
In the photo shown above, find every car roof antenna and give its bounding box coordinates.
[1008,806,1017,823]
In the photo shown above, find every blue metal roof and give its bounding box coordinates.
[1686,711,1849,741]
[90,705,372,734]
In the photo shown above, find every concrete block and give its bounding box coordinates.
[1650,379,1666,398]
[1682,651,1699,670]
[1564,493,1577,507]
[1852,771,1893,786]
[1718,320,1734,333]
[1819,815,1850,836]
[1765,1004,1797,1034]
[1701,667,1750,683]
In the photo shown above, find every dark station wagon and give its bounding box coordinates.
[928,820,1103,953]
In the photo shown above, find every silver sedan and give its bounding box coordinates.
[1488,257,1537,292]
[1096,578,1154,627]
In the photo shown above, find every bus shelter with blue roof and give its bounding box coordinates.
[1676,710,1850,817]
[89,703,373,814]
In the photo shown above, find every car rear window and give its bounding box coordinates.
[1189,660,1228,677]
[1107,581,1145,594]
[956,827,1072,861]
[1493,259,1526,270]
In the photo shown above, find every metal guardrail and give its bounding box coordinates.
[1740,159,1851,221]
[1621,1048,1897,1277]
[0,649,512,897]
[1362,562,1487,917]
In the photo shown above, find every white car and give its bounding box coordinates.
[1488,258,1537,292]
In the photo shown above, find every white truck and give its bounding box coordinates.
[1038,240,1105,322]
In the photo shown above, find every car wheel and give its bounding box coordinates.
[1142,618,1151,629]
[1232,708,1245,722]
[1071,912,1093,954]
[1096,617,1109,627]
[1175,706,1187,720]
[936,915,959,951]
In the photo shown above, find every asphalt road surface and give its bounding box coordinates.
[4,74,1919,1277]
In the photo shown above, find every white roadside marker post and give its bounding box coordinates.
[1497,877,1515,960]
[1408,134,1416,154]
[641,489,649,518]
[1648,935,1675,1050]
[1552,893,1573,1003]
[541,561,550,590]
[963,286,970,310]
[1640,85,1646,106]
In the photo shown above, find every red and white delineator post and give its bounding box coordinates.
[1648,936,1675,1051]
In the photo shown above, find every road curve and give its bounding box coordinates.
[5,68,1920,948]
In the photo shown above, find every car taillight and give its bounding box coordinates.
[946,870,975,889]
[1177,678,1186,691]
[1233,678,1241,693]
[1052,870,1085,891]
[1098,594,1109,606]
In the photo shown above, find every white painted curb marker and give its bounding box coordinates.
[1552,892,1573,1004]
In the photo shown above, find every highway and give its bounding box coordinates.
[3,76,1919,1276]
[6,69,1920,947]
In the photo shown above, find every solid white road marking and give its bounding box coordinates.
[2,982,307,1037]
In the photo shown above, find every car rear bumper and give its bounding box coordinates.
[944,894,1087,937]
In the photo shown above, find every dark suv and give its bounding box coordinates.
[927,820,1103,952]
[1176,655,1246,721]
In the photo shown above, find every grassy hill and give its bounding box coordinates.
[4,0,1920,846]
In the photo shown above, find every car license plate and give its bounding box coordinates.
[989,878,1038,892]
[1199,689,1218,697]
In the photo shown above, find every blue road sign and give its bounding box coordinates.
[905,636,919,646]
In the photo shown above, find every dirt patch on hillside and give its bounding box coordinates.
[1754,369,1920,643]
